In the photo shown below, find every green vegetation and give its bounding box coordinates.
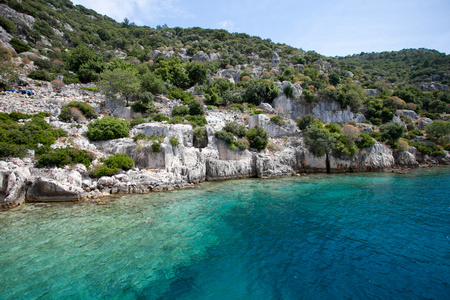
[380,123,405,145]
[170,137,180,147]
[91,153,134,177]
[0,112,67,158]
[303,122,336,173]
[223,122,247,137]
[270,116,285,126]
[246,126,269,150]
[59,101,97,122]
[86,117,129,141]
[36,147,93,168]
[296,114,315,130]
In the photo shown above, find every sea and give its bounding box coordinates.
[0,167,449,299]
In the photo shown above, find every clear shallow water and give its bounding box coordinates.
[1,168,449,299]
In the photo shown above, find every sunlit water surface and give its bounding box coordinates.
[1,167,449,299]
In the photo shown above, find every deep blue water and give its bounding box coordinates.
[0,167,449,299]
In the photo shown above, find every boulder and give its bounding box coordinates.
[192,51,210,62]
[272,52,281,66]
[26,177,85,202]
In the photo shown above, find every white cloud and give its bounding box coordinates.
[216,20,235,32]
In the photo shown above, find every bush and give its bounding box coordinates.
[270,116,285,126]
[193,127,206,144]
[9,38,30,53]
[246,126,269,150]
[169,116,186,124]
[185,115,207,127]
[283,85,294,99]
[235,140,248,151]
[230,104,244,112]
[296,114,315,130]
[86,117,129,141]
[91,165,118,177]
[215,130,236,144]
[103,152,134,170]
[131,92,156,115]
[356,133,375,149]
[188,100,205,116]
[380,123,404,145]
[325,123,342,133]
[223,122,247,137]
[425,121,450,143]
[28,70,55,81]
[59,101,97,122]
[36,148,93,168]
[172,105,190,116]
[151,142,161,153]
[150,113,170,122]
[129,117,147,128]
[170,137,179,147]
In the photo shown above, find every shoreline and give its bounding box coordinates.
[5,164,448,210]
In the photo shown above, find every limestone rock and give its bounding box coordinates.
[397,110,419,120]
[192,51,210,62]
[272,52,281,66]
[27,177,84,202]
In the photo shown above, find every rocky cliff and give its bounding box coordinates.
[1,82,449,209]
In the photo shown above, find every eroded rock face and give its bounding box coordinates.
[27,177,85,202]
[272,96,366,124]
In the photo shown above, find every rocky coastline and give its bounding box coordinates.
[1,81,449,209]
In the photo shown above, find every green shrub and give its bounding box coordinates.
[296,114,315,130]
[150,113,170,122]
[59,101,97,122]
[370,132,383,142]
[235,140,248,151]
[283,85,294,99]
[425,121,450,143]
[356,133,375,148]
[80,87,100,92]
[36,148,93,168]
[9,38,30,53]
[172,105,190,116]
[91,165,118,177]
[167,88,194,104]
[230,103,244,112]
[188,100,205,116]
[86,117,129,141]
[185,115,207,127]
[325,123,342,133]
[215,130,236,144]
[0,17,17,34]
[103,153,134,170]
[170,137,180,147]
[28,70,55,81]
[380,123,404,145]
[129,117,147,128]
[151,142,161,153]
[193,127,206,144]
[246,126,269,150]
[207,105,218,110]
[169,116,186,124]
[131,92,156,114]
[332,133,358,158]
[223,122,247,137]
[270,116,285,126]
[0,142,27,158]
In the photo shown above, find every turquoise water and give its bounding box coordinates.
[1,168,449,299]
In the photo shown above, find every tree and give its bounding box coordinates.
[98,69,140,106]
[296,114,315,130]
[380,123,404,145]
[242,79,279,105]
[336,83,366,111]
[425,121,450,143]
[303,123,336,173]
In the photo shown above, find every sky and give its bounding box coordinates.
[71,0,450,57]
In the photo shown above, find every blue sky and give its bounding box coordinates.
[71,0,450,57]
